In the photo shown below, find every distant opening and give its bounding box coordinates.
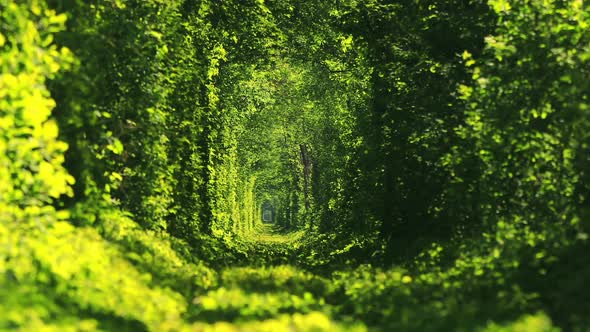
[261,200,274,224]
[263,210,272,222]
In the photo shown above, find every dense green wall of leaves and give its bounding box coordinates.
[2,0,590,330]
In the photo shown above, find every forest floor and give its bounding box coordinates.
[186,224,562,332]
[187,225,370,331]
[248,224,305,247]
[2,212,563,332]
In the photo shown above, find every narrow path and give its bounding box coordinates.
[248,223,305,246]
[232,223,308,266]
[188,225,368,331]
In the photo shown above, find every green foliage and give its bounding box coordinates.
[0,220,188,331]
[96,209,218,296]
[479,312,559,332]
[190,287,323,321]
[2,0,590,331]
[0,0,74,223]
[190,312,367,332]
[221,265,330,297]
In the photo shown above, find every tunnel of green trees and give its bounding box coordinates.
[1,0,590,331]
